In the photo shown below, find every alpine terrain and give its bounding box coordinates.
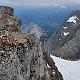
[45,10,80,60]
[0,6,63,80]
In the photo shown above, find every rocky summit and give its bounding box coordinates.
[22,22,48,42]
[45,10,80,60]
[0,6,63,80]
[0,6,21,31]
[0,6,14,16]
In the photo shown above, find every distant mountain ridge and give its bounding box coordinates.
[45,9,80,60]
[22,22,48,42]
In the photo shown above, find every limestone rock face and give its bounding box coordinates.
[0,6,63,80]
[22,22,48,42]
[0,33,63,80]
[24,23,46,39]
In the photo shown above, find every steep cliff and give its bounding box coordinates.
[45,10,80,60]
[0,6,63,80]
[0,6,21,32]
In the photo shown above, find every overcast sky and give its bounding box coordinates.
[0,0,80,5]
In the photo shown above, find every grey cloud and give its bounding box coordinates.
[0,0,80,4]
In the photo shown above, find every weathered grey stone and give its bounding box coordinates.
[0,6,63,80]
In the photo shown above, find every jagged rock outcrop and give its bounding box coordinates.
[0,6,14,16]
[0,6,21,31]
[0,6,63,80]
[22,23,48,42]
[45,10,80,60]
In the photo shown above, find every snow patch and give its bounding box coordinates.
[63,27,68,29]
[59,39,61,41]
[66,15,79,24]
[63,32,69,36]
[47,64,50,68]
[50,55,80,80]
[52,71,55,74]
[27,48,28,50]
[52,70,55,74]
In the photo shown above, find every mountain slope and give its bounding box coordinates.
[24,23,46,39]
[45,10,80,60]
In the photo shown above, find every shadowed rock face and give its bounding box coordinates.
[45,10,80,60]
[0,6,14,16]
[0,6,63,80]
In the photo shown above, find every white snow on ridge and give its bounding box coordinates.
[66,15,79,24]
[50,55,80,80]
[63,27,68,29]
[63,32,69,36]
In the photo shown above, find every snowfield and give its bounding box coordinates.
[66,15,79,24]
[50,55,80,80]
